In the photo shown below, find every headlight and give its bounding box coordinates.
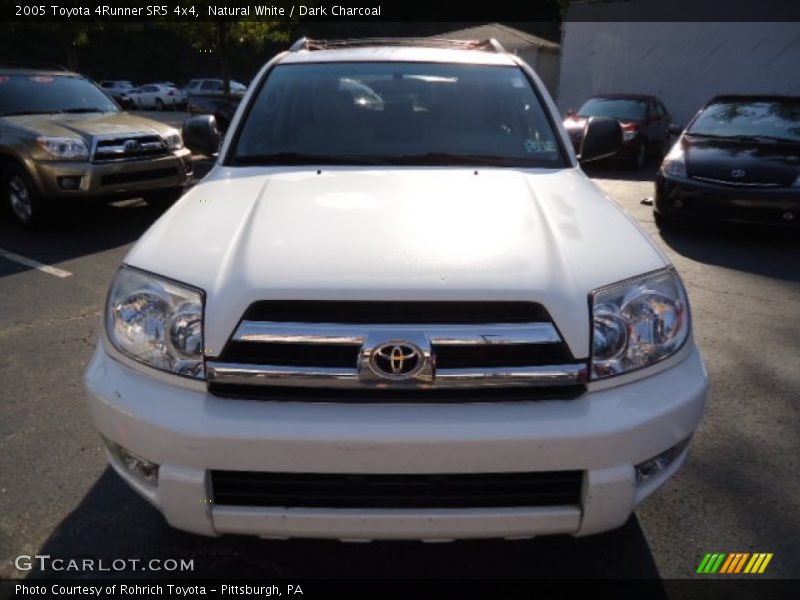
[792,174,800,187]
[590,268,690,379]
[106,266,204,379]
[36,136,89,160]
[163,128,184,151]
[660,141,687,178]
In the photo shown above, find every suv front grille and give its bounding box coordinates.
[211,470,584,509]
[241,300,553,324]
[92,134,168,162]
[219,341,574,369]
[207,301,587,400]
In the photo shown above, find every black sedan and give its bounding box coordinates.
[655,95,800,228]
[564,94,672,168]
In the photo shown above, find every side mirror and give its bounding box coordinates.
[667,124,683,136]
[182,115,220,156]
[578,116,623,163]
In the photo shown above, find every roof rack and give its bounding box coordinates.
[288,37,506,53]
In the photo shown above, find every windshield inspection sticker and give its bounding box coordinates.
[524,140,556,153]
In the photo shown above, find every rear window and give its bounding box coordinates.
[0,74,118,116]
[230,62,565,168]
[579,98,647,121]
[688,98,800,143]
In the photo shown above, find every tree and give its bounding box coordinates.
[2,20,101,71]
[166,3,292,93]
[51,23,103,71]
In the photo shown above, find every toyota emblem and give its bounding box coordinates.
[730,169,746,178]
[124,139,141,152]
[369,342,424,380]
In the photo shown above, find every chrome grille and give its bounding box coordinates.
[92,133,168,162]
[691,175,784,188]
[207,302,587,398]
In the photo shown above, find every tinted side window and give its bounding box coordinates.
[652,101,664,119]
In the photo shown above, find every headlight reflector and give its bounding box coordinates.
[106,266,204,378]
[660,141,687,178]
[590,268,690,379]
[163,128,184,151]
[37,136,89,160]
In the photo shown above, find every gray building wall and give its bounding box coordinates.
[558,22,800,125]
[518,47,560,99]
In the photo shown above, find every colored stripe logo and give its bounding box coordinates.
[696,553,773,574]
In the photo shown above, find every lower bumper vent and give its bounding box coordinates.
[211,470,583,509]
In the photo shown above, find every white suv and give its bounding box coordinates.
[85,38,708,541]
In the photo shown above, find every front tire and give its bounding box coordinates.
[2,164,49,228]
[145,187,183,211]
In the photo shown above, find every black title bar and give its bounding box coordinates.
[3,0,800,22]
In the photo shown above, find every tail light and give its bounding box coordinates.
[621,121,640,141]
[167,91,174,96]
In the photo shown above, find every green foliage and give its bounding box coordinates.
[163,1,293,92]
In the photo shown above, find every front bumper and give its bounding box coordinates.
[655,173,800,226]
[569,131,642,161]
[30,149,192,199]
[84,341,708,540]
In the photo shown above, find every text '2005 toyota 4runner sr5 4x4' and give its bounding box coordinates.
[85,38,709,541]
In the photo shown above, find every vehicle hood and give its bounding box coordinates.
[1,112,173,140]
[126,167,668,357]
[683,135,800,186]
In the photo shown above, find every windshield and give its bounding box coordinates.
[578,98,647,121]
[687,99,800,143]
[0,74,118,116]
[231,62,565,167]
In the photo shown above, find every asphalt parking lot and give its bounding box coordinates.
[0,114,798,580]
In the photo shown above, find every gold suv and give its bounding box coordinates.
[0,69,192,227]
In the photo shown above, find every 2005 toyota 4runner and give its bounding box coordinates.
[85,38,709,540]
[0,69,192,227]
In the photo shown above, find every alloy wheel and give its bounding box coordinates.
[8,174,33,223]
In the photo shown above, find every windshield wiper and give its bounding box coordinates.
[62,107,111,113]
[737,134,800,144]
[231,152,391,166]
[687,132,799,144]
[391,152,534,167]
[0,109,63,117]
[231,151,547,168]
